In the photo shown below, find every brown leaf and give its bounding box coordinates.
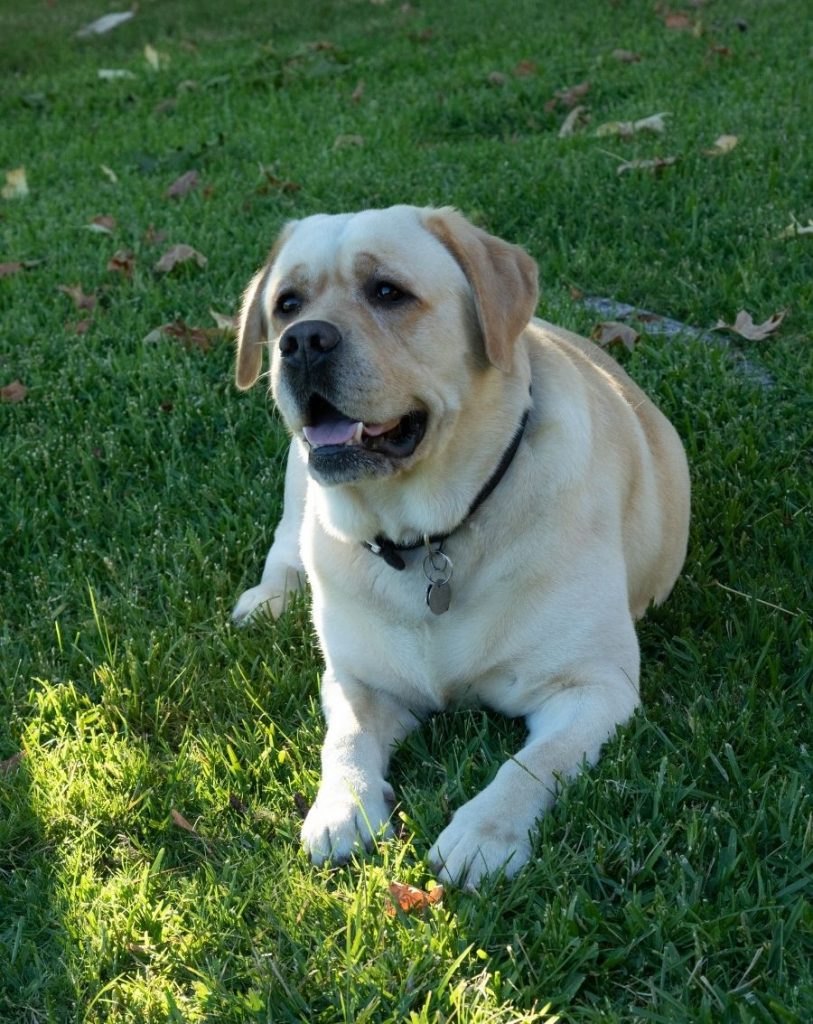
[350,80,365,103]
[545,80,590,112]
[228,793,249,815]
[57,283,97,312]
[164,170,200,199]
[558,105,590,138]
[142,224,168,246]
[88,214,116,234]
[72,318,92,335]
[704,133,738,156]
[569,285,585,301]
[713,309,788,341]
[0,750,26,774]
[0,262,22,277]
[513,59,538,78]
[170,808,198,834]
[163,320,215,350]
[386,881,444,916]
[591,321,640,352]
[209,309,237,333]
[1,380,28,403]
[662,11,695,31]
[616,156,677,175]
[333,133,364,149]
[154,244,207,273]
[256,166,301,194]
[107,250,135,276]
[708,44,733,58]
[612,48,641,63]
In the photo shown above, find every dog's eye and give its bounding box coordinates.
[276,292,302,316]
[372,281,407,304]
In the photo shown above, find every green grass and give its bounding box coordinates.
[1,0,812,1020]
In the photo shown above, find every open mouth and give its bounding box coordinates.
[302,394,427,459]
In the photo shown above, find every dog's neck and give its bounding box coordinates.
[310,364,533,550]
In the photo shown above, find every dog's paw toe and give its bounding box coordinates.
[232,569,302,625]
[301,788,393,866]
[428,814,531,890]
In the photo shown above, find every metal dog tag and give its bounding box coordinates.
[426,580,452,615]
[423,541,453,615]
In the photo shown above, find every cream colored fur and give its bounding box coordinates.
[232,205,690,888]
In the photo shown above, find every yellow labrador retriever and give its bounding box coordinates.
[232,205,690,888]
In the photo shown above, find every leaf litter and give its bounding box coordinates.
[596,112,669,138]
[386,881,445,917]
[713,309,788,341]
[154,244,207,273]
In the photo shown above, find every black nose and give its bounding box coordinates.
[279,319,341,368]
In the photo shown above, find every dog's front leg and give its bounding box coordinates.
[428,666,640,888]
[232,441,307,623]
[302,672,420,865]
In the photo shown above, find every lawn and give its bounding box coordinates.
[1,0,811,1021]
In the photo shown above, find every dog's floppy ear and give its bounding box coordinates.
[424,207,538,373]
[235,223,296,390]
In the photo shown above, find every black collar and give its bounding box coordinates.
[363,405,530,570]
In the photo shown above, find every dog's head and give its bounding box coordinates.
[235,205,538,486]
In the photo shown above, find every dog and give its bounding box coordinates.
[232,205,690,888]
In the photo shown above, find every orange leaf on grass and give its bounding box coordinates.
[107,250,135,276]
[170,809,198,834]
[386,881,445,916]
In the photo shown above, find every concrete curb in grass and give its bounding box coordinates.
[581,296,774,389]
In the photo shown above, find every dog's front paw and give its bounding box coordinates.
[232,566,302,625]
[428,799,532,890]
[301,784,394,866]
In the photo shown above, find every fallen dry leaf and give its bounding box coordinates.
[107,250,135,276]
[256,166,301,194]
[210,309,237,333]
[164,170,199,199]
[713,309,788,341]
[704,133,738,156]
[143,320,217,350]
[71,318,92,335]
[77,10,135,38]
[2,167,29,200]
[545,80,590,112]
[144,43,163,71]
[143,224,168,245]
[708,44,733,58]
[596,112,669,138]
[513,59,538,78]
[1,380,28,403]
[350,80,365,103]
[98,69,137,81]
[386,881,445,916]
[57,283,97,312]
[87,214,117,234]
[558,105,590,138]
[777,214,813,239]
[0,751,26,774]
[569,285,585,301]
[591,321,640,352]
[333,133,364,149]
[170,808,198,834]
[661,11,695,32]
[612,48,642,63]
[617,156,677,175]
[154,244,207,273]
[0,262,22,277]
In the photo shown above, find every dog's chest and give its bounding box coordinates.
[308,534,560,717]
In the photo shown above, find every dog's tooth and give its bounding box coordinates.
[353,422,364,443]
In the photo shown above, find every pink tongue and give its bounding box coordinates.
[303,416,361,447]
